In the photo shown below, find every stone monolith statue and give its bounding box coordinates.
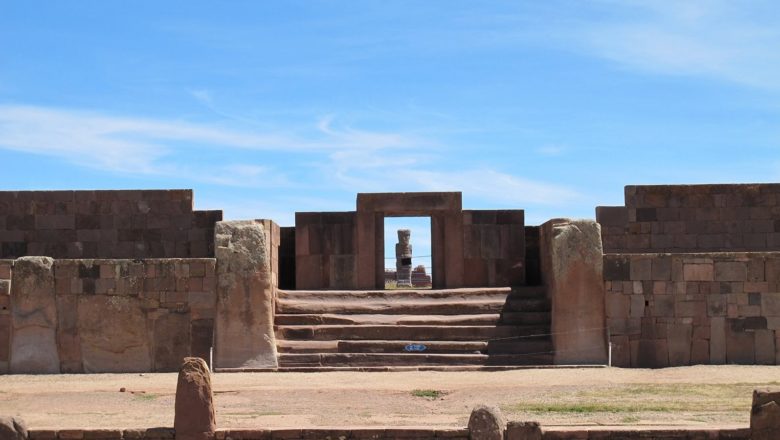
[395,229,412,287]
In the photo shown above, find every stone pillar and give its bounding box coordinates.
[467,405,505,440]
[395,229,412,288]
[174,357,216,440]
[10,257,60,373]
[751,388,780,440]
[214,220,278,369]
[540,219,607,365]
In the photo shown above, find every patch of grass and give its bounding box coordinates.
[510,402,680,413]
[133,393,158,401]
[411,389,444,399]
[222,411,283,417]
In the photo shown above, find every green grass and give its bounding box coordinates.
[133,393,158,401]
[411,389,444,399]
[510,402,680,413]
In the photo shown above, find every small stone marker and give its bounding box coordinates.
[751,388,780,440]
[174,357,216,440]
[0,416,28,440]
[468,405,506,440]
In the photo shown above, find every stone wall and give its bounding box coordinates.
[21,426,751,440]
[295,212,356,289]
[5,258,216,373]
[0,259,11,372]
[605,252,780,367]
[0,190,222,259]
[462,210,525,287]
[598,184,780,253]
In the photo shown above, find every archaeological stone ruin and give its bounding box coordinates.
[1,184,780,372]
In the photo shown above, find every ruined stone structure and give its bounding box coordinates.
[1,184,780,373]
[394,229,412,288]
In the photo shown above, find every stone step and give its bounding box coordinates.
[274,313,504,326]
[277,339,553,355]
[335,340,486,354]
[274,324,551,341]
[277,352,554,367]
[278,287,521,301]
[277,340,340,353]
[499,311,551,325]
[277,298,549,315]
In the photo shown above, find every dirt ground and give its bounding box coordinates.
[1,365,779,430]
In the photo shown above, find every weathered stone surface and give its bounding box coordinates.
[77,296,151,373]
[0,416,28,440]
[505,421,540,440]
[540,219,607,365]
[174,357,216,440]
[10,257,60,373]
[154,312,191,372]
[214,220,278,368]
[467,405,505,440]
[751,388,780,440]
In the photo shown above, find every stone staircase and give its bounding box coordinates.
[274,287,553,371]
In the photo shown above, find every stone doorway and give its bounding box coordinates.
[382,216,432,289]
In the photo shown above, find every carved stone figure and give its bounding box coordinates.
[395,229,412,287]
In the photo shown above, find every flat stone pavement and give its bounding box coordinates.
[1,365,778,430]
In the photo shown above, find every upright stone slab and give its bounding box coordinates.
[174,357,216,440]
[751,388,780,440]
[540,219,607,365]
[214,220,278,368]
[468,405,505,440]
[10,257,60,373]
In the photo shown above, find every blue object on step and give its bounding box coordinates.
[405,343,427,352]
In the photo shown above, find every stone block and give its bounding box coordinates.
[603,256,630,281]
[691,339,709,365]
[755,330,776,365]
[175,357,216,440]
[630,257,652,281]
[505,421,541,440]
[154,312,191,372]
[726,327,755,364]
[714,262,747,281]
[762,293,780,316]
[78,295,151,372]
[710,317,726,364]
[467,405,504,440]
[667,324,692,366]
[605,294,629,319]
[651,257,671,280]
[684,264,713,281]
[10,257,60,373]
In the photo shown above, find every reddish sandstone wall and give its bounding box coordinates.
[5,258,216,374]
[462,210,525,287]
[605,252,780,367]
[0,190,221,259]
[598,184,780,253]
[295,212,356,289]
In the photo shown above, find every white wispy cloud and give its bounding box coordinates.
[571,0,780,90]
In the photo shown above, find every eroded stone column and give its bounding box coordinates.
[214,220,278,369]
[10,257,60,374]
[540,219,607,365]
[395,229,412,288]
[174,357,216,440]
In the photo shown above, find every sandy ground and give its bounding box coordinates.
[1,365,779,430]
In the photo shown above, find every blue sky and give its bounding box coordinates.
[2,0,779,261]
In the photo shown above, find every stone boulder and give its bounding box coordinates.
[10,257,60,374]
[174,357,216,440]
[751,388,780,440]
[0,416,27,440]
[468,405,505,440]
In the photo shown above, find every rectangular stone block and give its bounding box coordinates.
[630,257,652,280]
[711,317,726,364]
[714,262,747,281]
[684,263,713,281]
[755,329,776,365]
